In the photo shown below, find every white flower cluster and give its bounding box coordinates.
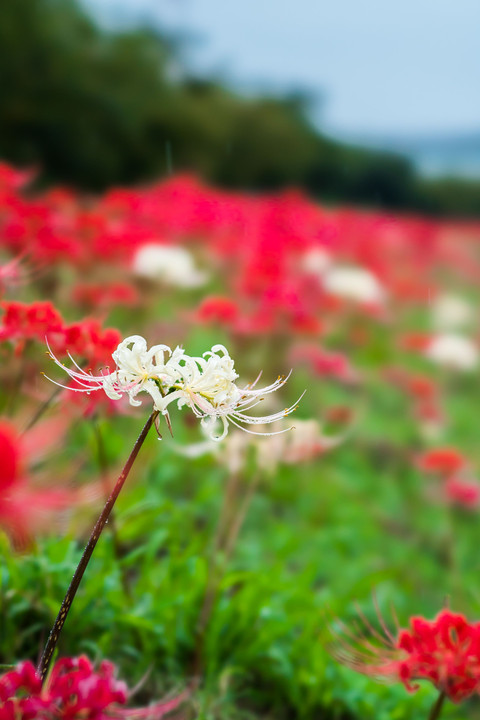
[431,293,474,330]
[301,253,386,306]
[182,418,344,475]
[425,333,479,372]
[132,244,207,288]
[47,335,301,441]
[322,265,386,305]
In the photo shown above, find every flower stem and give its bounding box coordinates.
[193,471,260,675]
[22,386,62,435]
[428,691,446,720]
[92,417,131,597]
[37,410,159,682]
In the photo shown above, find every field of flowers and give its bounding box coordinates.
[2,160,480,719]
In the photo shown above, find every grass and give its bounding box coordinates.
[2,361,478,718]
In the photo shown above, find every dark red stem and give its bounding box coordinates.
[428,691,446,720]
[37,410,158,682]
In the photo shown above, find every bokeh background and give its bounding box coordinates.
[2,0,480,211]
[1,1,480,719]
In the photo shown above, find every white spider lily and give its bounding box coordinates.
[46,335,302,441]
[178,418,344,474]
[425,333,479,372]
[46,335,173,411]
[323,265,386,305]
[431,294,474,331]
[132,244,208,288]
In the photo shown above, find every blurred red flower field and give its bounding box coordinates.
[2,160,480,719]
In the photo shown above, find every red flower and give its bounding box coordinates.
[444,477,480,509]
[0,162,35,191]
[0,301,64,345]
[324,405,354,428]
[0,300,120,371]
[0,655,187,719]
[59,320,121,369]
[405,374,437,401]
[291,344,358,384]
[332,608,480,703]
[72,283,138,310]
[400,333,432,352]
[414,400,445,427]
[417,448,466,476]
[195,296,239,325]
[0,255,27,296]
[0,421,20,493]
[0,420,73,547]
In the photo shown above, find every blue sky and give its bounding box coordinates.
[84,0,480,139]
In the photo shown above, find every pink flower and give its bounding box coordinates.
[291,344,358,384]
[444,477,480,509]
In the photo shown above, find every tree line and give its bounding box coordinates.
[1,0,479,216]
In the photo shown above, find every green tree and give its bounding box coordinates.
[0,0,478,215]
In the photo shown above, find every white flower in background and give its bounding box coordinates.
[302,247,332,276]
[132,243,207,288]
[255,419,343,473]
[425,333,479,371]
[179,418,343,474]
[431,293,474,330]
[322,265,386,305]
[418,418,445,443]
[46,336,301,441]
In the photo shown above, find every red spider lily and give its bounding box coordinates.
[0,419,117,547]
[0,301,64,348]
[0,655,188,719]
[384,368,439,401]
[383,368,445,436]
[400,333,432,352]
[0,162,36,192]
[58,321,121,370]
[405,374,438,402]
[195,296,240,326]
[65,378,128,419]
[0,420,19,493]
[291,344,358,384]
[324,405,355,428]
[0,300,120,369]
[444,477,480,509]
[1,160,480,354]
[414,400,445,432]
[0,420,73,547]
[417,448,467,477]
[331,607,480,703]
[72,283,138,310]
[0,254,28,296]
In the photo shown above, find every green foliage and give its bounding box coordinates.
[0,0,173,188]
[2,358,480,718]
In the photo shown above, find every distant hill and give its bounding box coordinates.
[336,131,480,179]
